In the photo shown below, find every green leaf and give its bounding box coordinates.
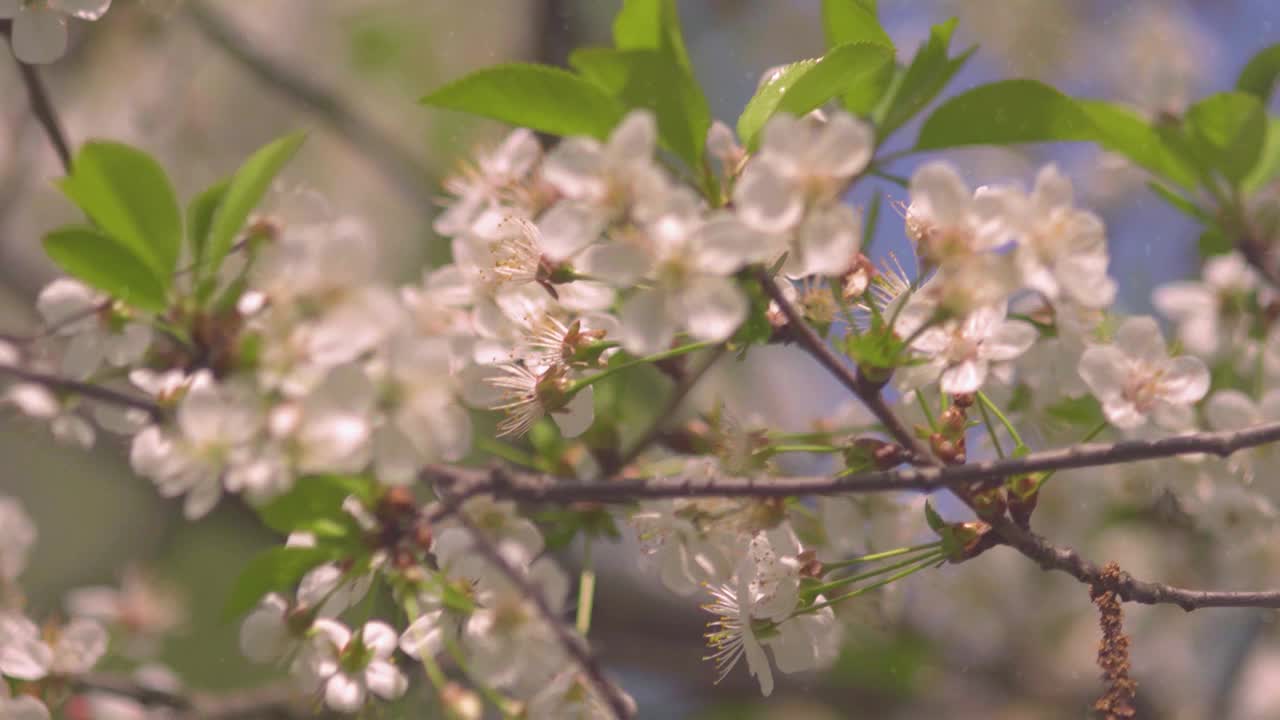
[1199,227,1231,257]
[879,18,974,138]
[423,64,626,139]
[1044,395,1105,429]
[1237,43,1280,102]
[915,79,1095,150]
[59,141,182,280]
[1183,91,1267,183]
[223,546,338,620]
[612,0,692,71]
[821,0,893,49]
[205,132,307,275]
[569,49,710,172]
[1077,100,1199,189]
[736,42,894,150]
[186,181,228,272]
[1146,181,1209,222]
[42,226,168,312]
[1244,118,1280,192]
[255,474,373,538]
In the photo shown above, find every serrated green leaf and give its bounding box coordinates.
[206,132,307,277]
[879,18,973,138]
[736,42,893,150]
[423,64,626,139]
[569,48,709,172]
[1078,100,1199,189]
[186,180,228,272]
[43,226,168,312]
[916,79,1095,150]
[821,0,893,49]
[59,141,182,280]
[223,546,338,620]
[612,0,692,71]
[1237,43,1280,102]
[1184,91,1267,183]
[255,474,373,538]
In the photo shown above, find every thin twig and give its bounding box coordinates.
[0,364,163,419]
[183,2,434,207]
[754,268,931,461]
[74,673,332,719]
[422,419,1280,501]
[2,21,72,173]
[453,511,633,719]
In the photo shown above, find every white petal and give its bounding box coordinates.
[13,9,68,65]
[734,160,804,234]
[552,386,594,438]
[1032,163,1073,210]
[810,113,873,179]
[618,288,674,355]
[678,276,747,343]
[1114,316,1166,364]
[940,359,986,394]
[1206,390,1258,431]
[360,621,399,659]
[1159,355,1210,404]
[3,696,50,720]
[542,139,604,199]
[693,213,784,274]
[910,162,971,226]
[982,320,1037,362]
[787,203,860,278]
[744,631,774,697]
[537,201,606,260]
[1078,346,1129,400]
[324,673,366,713]
[576,242,652,286]
[605,111,657,165]
[364,661,408,700]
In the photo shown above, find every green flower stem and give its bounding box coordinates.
[916,391,938,432]
[821,541,944,571]
[799,553,942,616]
[1038,419,1108,486]
[976,396,1006,459]
[804,549,945,598]
[977,391,1025,451]
[565,340,716,395]
[576,539,596,636]
[402,595,449,693]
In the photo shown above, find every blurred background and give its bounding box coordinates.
[2,1,1279,718]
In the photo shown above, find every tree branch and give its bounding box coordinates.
[453,511,634,719]
[754,268,932,461]
[183,2,434,207]
[0,363,164,420]
[2,20,73,173]
[73,673,334,719]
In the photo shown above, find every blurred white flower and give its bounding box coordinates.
[0,496,36,582]
[1078,316,1209,431]
[293,620,407,713]
[0,682,49,720]
[905,161,1006,268]
[0,0,111,64]
[0,612,51,680]
[36,279,150,380]
[435,128,542,238]
[1153,252,1258,359]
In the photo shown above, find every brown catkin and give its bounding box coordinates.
[1090,562,1138,719]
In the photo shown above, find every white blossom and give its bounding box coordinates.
[1078,316,1210,431]
[895,302,1037,394]
[1153,252,1259,359]
[293,620,407,713]
[36,279,150,380]
[0,496,36,582]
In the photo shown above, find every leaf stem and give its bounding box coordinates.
[566,341,715,394]
[977,391,1024,451]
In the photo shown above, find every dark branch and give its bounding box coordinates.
[2,21,73,173]
[74,673,334,719]
[0,364,164,420]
